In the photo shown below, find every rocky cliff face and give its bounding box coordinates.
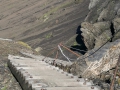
[71,39,120,77]
[71,0,120,79]
[81,0,120,50]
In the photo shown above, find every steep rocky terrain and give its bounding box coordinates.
[0,0,120,89]
[81,0,120,50]
[70,0,120,77]
[70,0,120,89]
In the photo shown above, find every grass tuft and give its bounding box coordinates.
[17,41,31,49]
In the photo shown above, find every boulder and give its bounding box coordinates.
[74,0,120,79]
[93,21,110,35]
[88,0,100,10]
[81,22,95,50]
[70,59,88,76]
[115,3,120,17]
[85,0,110,23]
[98,1,116,22]
[95,30,112,48]
[85,0,120,23]
[113,17,120,32]
[81,21,111,49]
[112,17,120,41]
[117,9,120,16]
[80,0,120,50]
[112,32,120,41]
[71,39,120,78]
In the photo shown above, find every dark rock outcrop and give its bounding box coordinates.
[71,0,120,79]
[81,0,120,50]
[81,21,112,50]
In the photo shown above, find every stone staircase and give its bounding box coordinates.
[8,54,100,90]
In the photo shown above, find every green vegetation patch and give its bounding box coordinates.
[1,86,7,90]
[42,1,78,21]
[17,41,31,49]
[45,32,53,39]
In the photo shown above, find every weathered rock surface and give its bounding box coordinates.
[73,0,120,80]
[85,0,111,23]
[71,39,120,78]
[98,1,116,22]
[81,22,95,50]
[88,0,100,10]
[81,0,120,50]
[74,1,118,75]
[113,17,120,32]
[81,21,111,49]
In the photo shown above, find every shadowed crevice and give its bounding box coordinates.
[110,22,115,42]
[70,25,87,54]
[110,22,115,36]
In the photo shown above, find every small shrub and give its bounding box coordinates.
[45,32,53,39]
[17,41,31,49]
[1,86,7,90]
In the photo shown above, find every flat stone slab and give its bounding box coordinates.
[8,55,100,90]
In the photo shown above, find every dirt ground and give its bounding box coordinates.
[0,40,37,90]
[0,0,90,89]
[0,0,89,56]
[0,56,22,90]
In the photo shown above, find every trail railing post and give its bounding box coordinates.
[53,50,59,65]
[42,47,58,61]
[110,55,120,90]
[59,43,80,57]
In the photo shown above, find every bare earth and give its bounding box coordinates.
[0,0,89,53]
[0,40,37,90]
[0,0,89,89]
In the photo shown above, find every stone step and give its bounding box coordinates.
[20,52,72,66]
[8,55,101,90]
[34,86,99,90]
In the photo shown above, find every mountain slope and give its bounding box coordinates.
[0,0,89,55]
